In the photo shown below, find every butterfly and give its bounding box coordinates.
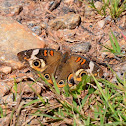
[17,48,103,87]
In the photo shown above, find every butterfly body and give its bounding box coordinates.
[17,48,103,87]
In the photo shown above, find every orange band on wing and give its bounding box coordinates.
[44,50,48,56]
[24,57,29,60]
[33,67,41,71]
[76,77,82,82]
[50,50,54,56]
[68,84,73,87]
[57,84,73,88]
[81,59,86,65]
[76,57,81,62]
[57,84,65,88]
[47,79,53,84]
[94,73,97,76]
[68,74,73,82]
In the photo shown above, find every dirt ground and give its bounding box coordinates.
[0,0,126,125]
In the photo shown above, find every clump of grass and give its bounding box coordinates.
[1,69,126,125]
[38,73,126,125]
[102,30,126,57]
[25,73,126,125]
[93,73,126,123]
[88,0,126,19]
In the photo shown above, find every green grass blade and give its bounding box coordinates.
[33,113,62,120]
[27,82,45,104]
[114,0,118,12]
[111,30,121,53]
[92,74,120,121]
[64,83,70,97]
[52,75,60,95]
[23,99,40,108]
[79,94,89,110]
[102,44,115,53]
[109,34,116,52]
[0,106,4,118]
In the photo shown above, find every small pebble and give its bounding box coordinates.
[40,22,48,29]
[94,1,103,10]
[71,42,91,53]
[84,5,94,17]
[31,25,42,35]
[64,0,74,4]
[11,5,23,16]
[49,13,81,30]
[97,20,105,28]
[0,82,13,97]
[1,94,14,103]
[61,6,75,14]
[27,21,37,27]
[105,16,111,22]
[0,66,12,74]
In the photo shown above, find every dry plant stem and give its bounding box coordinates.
[38,0,56,17]
[12,88,25,126]
[45,104,62,113]
[22,115,37,126]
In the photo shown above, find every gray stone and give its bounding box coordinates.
[71,42,91,53]
[97,19,105,28]
[0,16,45,69]
[111,62,126,83]
[49,13,81,30]
[105,16,111,22]
[0,66,12,74]
[84,5,94,17]
[31,25,42,35]
[94,1,103,10]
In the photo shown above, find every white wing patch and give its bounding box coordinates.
[40,59,46,68]
[75,69,84,76]
[85,61,94,73]
[89,61,94,73]
[28,49,46,69]
[30,49,39,59]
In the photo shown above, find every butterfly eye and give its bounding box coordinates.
[44,74,50,80]
[58,80,64,85]
[32,59,41,67]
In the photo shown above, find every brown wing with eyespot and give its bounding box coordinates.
[69,55,103,83]
[54,54,89,87]
[55,54,103,87]
[17,48,62,84]
[69,55,103,77]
